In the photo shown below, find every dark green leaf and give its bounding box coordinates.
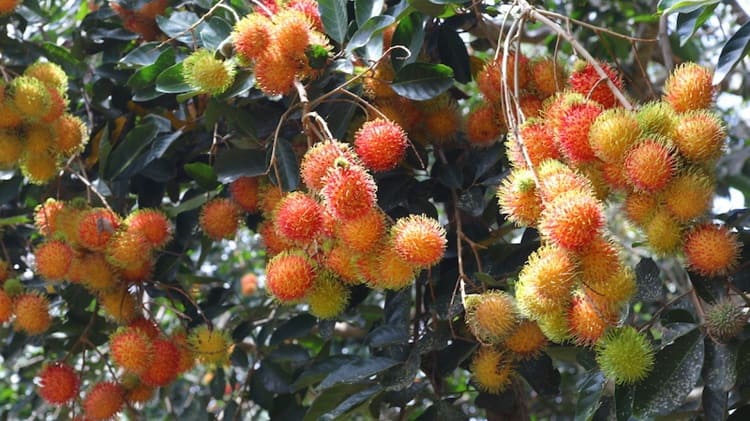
[391,62,454,101]
[728,405,750,420]
[702,384,728,420]
[104,121,160,180]
[366,325,409,348]
[408,0,445,16]
[702,340,737,392]
[633,328,705,417]
[210,367,226,399]
[320,385,382,420]
[270,314,317,345]
[120,43,166,68]
[156,11,205,45]
[575,371,605,421]
[347,15,395,51]
[319,0,349,45]
[256,360,293,394]
[635,258,664,302]
[355,0,385,27]
[270,138,300,192]
[155,63,194,94]
[714,20,750,84]
[518,354,561,397]
[391,12,425,70]
[437,26,471,83]
[214,148,267,183]
[304,383,374,421]
[676,3,718,46]
[737,338,750,385]
[317,357,401,390]
[658,0,718,15]
[40,42,84,77]
[200,16,232,51]
[615,383,634,421]
[184,162,219,190]
[127,48,176,90]
[293,356,359,390]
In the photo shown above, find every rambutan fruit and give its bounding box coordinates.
[253,48,297,96]
[99,287,138,323]
[41,87,66,123]
[33,198,65,237]
[555,101,603,165]
[588,108,641,163]
[536,159,593,202]
[464,291,518,342]
[470,347,515,394]
[24,61,68,94]
[663,62,714,112]
[53,113,87,157]
[568,61,623,108]
[515,245,577,319]
[673,110,726,162]
[391,214,447,268]
[78,208,121,251]
[182,49,236,96]
[577,237,622,287]
[636,101,678,138]
[24,124,55,155]
[568,292,616,346]
[374,97,422,131]
[323,243,363,285]
[497,168,542,227]
[505,119,559,168]
[537,309,572,343]
[595,326,654,384]
[20,151,59,184]
[517,93,544,120]
[301,140,358,191]
[422,103,461,143]
[0,130,22,169]
[273,192,324,244]
[83,381,125,421]
[371,246,416,290]
[229,176,260,213]
[109,327,154,375]
[476,61,503,105]
[3,277,22,296]
[663,170,714,222]
[9,76,52,121]
[529,57,566,97]
[13,292,51,335]
[0,259,8,283]
[307,271,350,319]
[354,118,408,171]
[624,138,677,192]
[265,250,316,302]
[704,299,747,342]
[600,161,630,191]
[645,210,683,256]
[241,272,258,296]
[683,223,741,277]
[171,330,197,374]
[624,192,659,227]
[189,325,232,366]
[588,265,637,308]
[37,362,80,406]
[258,220,291,256]
[504,320,547,359]
[120,257,154,283]
[287,0,324,31]
[34,240,73,281]
[106,230,152,269]
[126,208,172,249]
[272,9,313,60]
[577,163,610,201]
[141,338,180,387]
[465,104,502,147]
[232,13,273,63]
[0,98,23,128]
[321,162,377,221]
[125,381,155,406]
[539,189,604,250]
[362,61,397,99]
[199,198,242,241]
[0,289,11,323]
[337,208,385,253]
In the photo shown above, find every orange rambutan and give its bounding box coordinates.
[529,57,566,97]
[371,246,416,290]
[125,381,154,405]
[75,253,117,291]
[99,287,139,324]
[517,93,545,120]
[362,61,397,100]
[337,209,385,253]
[125,209,172,249]
[0,290,12,323]
[110,327,153,375]
[24,61,68,94]
[568,61,623,108]
[321,161,377,221]
[0,99,23,129]
[120,257,154,284]
[623,192,659,227]
[374,97,422,131]
[537,159,593,202]
[504,320,548,359]
[542,92,587,132]
[673,110,726,163]
[600,161,630,191]
[354,118,408,171]
[254,48,296,96]
[37,362,80,406]
[464,291,518,342]
[470,347,515,394]
[24,124,55,155]
[258,220,291,256]
[241,272,258,295]
[78,208,121,251]
[0,129,22,169]
[684,223,742,277]
[41,87,66,123]
[568,291,616,346]
[515,245,577,319]
[505,119,559,169]
[106,229,152,269]
[422,103,461,143]
[465,104,503,147]
[555,101,603,165]
[83,381,125,421]
[301,140,358,191]
[34,198,65,237]
[265,250,316,302]
[287,0,324,32]
[128,316,160,339]
[577,236,622,287]
[272,9,313,60]
[391,214,447,268]
[229,176,261,213]
[624,138,677,192]
[34,240,73,281]
[497,168,542,227]
[273,192,324,244]
[663,170,714,222]
[588,108,641,163]
[645,210,683,256]
[323,243,362,284]
[232,13,273,63]
[476,61,503,105]
[141,337,180,387]
[53,113,88,157]
[13,292,51,335]
[200,198,242,240]
[171,330,197,374]
[539,189,604,250]
[663,62,714,112]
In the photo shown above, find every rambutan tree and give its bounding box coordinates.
[1,0,750,419]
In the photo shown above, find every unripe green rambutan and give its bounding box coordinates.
[497,168,542,227]
[9,76,52,121]
[503,320,548,359]
[306,271,350,319]
[3,278,22,296]
[663,62,714,112]
[539,189,604,250]
[182,49,236,96]
[588,108,641,163]
[189,325,232,366]
[683,223,741,277]
[636,101,677,138]
[624,137,677,192]
[465,291,518,343]
[645,210,683,256]
[0,129,22,169]
[663,170,714,222]
[673,110,726,163]
[470,347,515,394]
[704,299,747,342]
[595,326,654,384]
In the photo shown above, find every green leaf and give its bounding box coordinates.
[104,121,160,180]
[293,356,359,391]
[714,20,750,84]
[200,16,232,51]
[391,62,454,101]
[184,162,219,190]
[119,42,166,68]
[635,257,664,302]
[437,26,471,83]
[214,148,267,183]
[270,138,300,192]
[303,383,374,421]
[0,215,30,227]
[347,15,395,52]
[676,3,718,46]
[391,12,426,70]
[614,383,634,421]
[318,0,349,45]
[156,63,194,94]
[366,325,409,348]
[633,328,705,417]
[40,42,84,78]
[355,0,384,27]
[317,357,401,390]
[575,372,605,421]
[518,354,561,397]
[127,48,176,90]
[270,314,317,345]
[163,191,217,218]
[321,385,382,420]
[408,0,445,17]
[156,11,205,45]
[658,0,718,15]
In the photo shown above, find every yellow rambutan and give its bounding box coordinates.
[464,291,518,343]
[52,113,88,157]
[624,137,677,192]
[182,49,236,96]
[529,57,566,97]
[188,325,232,366]
[391,214,447,268]
[636,101,677,138]
[539,189,604,250]
[99,287,139,324]
[663,170,714,222]
[470,347,515,394]
[41,87,66,123]
[9,76,52,121]
[673,110,726,163]
[503,320,547,359]
[515,245,577,319]
[623,192,660,227]
[265,250,316,302]
[577,236,622,287]
[663,62,714,112]
[306,271,350,319]
[536,308,572,344]
[24,124,55,155]
[105,229,152,269]
[371,246,416,290]
[362,61,397,100]
[0,98,23,128]
[0,129,22,169]
[24,61,68,94]
[645,210,683,256]
[497,167,543,227]
[588,108,641,163]
[683,223,741,277]
[596,326,654,384]
[20,151,59,184]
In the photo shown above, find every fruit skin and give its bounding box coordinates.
[300,140,358,191]
[539,189,604,250]
[515,245,577,319]
[83,381,125,421]
[273,192,324,244]
[182,49,236,96]
[321,161,377,221]
[568,62,622,108]
[663,62,714,112]
[370,246,416,290]
[673,110,726,162]
[306,271,350,319]
[645,210,683,256]
[466,104,503,147]
[199,198,242,240]
[109,327,154,375]
[577,237,622,287]
[74,253,117,291]
[0,289,12,323]
[464,291,518,343]
[337,209,385,253]
[232,13,273,63]
[241,272,258,296]
[125,209,173,249]
[555,101,602,165]
[105,229,152,269]
[354,118,408,171]
[265,251,316,302]
[37,362,80,406]
[34,198,65,237]
[21,151,59,184]
[663,170,713,222]
[141,338,180,387]
[529,57,566,97]
[229,176,260,213]
[78,208,121,251]
[34,240,73,281]
[588,108,641,163]
[497,168,542,227]
[9,76,52,121]
[636,101,677,138]
[391,214,447,268]
[506,118,559,169]
[624,138,676,192]
[99,287,139,324]
[683,223,742,277]
[704,299,747,342]
[53,113,88,157]
[24,61,68,94]
[470,347,515,394]
[189,325,232,366]
[13,292,51,335]
[568,292,616,346]
[503,320,547,359]
[0,129,22,169]
[595,326,654,384]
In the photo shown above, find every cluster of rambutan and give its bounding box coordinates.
[231,0,329,96]
[0,275,53,336]
[0,61,88,184]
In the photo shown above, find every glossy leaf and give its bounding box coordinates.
[155,63,194,94]
[714,20,750,84]
[391,62,454,100]
[676,3,718,46]
[214,148,268,183]
[391,12,426,70]
[437,26,471,83]
[317,357,401,390]
[347,15,396,52]
[319,0,349,45]
[355,0,385,27]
